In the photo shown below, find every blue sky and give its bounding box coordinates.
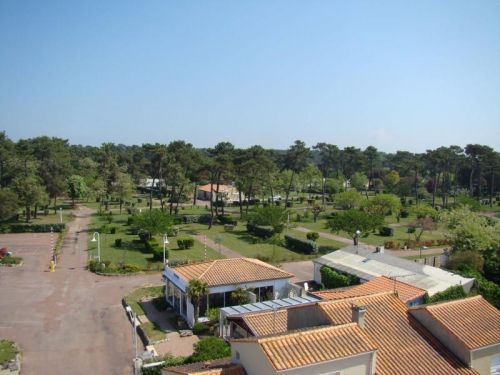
[1,0,499,152]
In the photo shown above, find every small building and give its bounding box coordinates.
[313,245,474,296]
[196,184,242,204]
[163,258,294,327]
[231,323,378,375]
[312,276,427,306]
[410,296,500,375]
[162,357,244,375]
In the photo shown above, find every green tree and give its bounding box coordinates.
[282,140,311,206]
[328,210,383,245]
[12,174,47,222]
[363,194,401,216]
[383,170,400,193]
[408,217,438,242]
[350,172,369,197]
[334,191,362,210]
[67,175,88,207]
[247,206,287,233]
[113,172,134,213]
[132,209,173,239]
[187,279,209,323]
[0,189,19,222]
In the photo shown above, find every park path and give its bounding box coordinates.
[0,206,162,375]
[191,234,241,258]
[293,226,364,246]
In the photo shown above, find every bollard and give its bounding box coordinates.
[50,260,56,272]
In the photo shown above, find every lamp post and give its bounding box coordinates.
[355,230,361,246]
[59,207,63,223]
[91,232,101,261]
[163,233,169,264]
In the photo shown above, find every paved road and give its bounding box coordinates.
[0,207,161,375]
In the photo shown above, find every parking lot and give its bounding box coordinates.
[0,208,162,375]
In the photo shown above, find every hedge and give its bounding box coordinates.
[217,215,237,225]
[320,266,359,288]
[284,235,318,254]
[423,285,466,304]
[379,226,394,237]
[177,237,194,249]
[0,223,66,233]
[246,223,275,239]
[182,214,212,224]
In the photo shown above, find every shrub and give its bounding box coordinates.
[384,241,396,249]
[246,223,275,239]
[284,235,318,254]
[115,238,122,248]
[110,227,116,234]
[206,308,220,322]
[0,256,22,265]
[407,227,416,234]
[177,237,194,249]
[379,226,394,237]
[286,201,293,208]
[306,232,320,241]
[192,322,210,335]
[190,337,231,363]
[152,247,166,262]
[120,264,141,273]
[145,239,160,253]
[400,209,410,218]
[6,223,66,233]
[424,285,467,304]
[127,216,133,225]
[320,266,359,288]
[182,215,211,224]
[413,204,438,221]
[217,215,237,225]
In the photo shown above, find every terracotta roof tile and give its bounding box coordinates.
[318,293,477,375]
[241,309,289,336]
[239,323,378,371]
[162,358,244,375]
[312,276,426,303]
[171,258,293,287]
[410,295,500,350]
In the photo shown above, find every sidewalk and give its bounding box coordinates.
[191,234,241,258]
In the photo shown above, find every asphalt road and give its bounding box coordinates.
[0,207,162,375]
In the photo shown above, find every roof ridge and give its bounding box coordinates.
[410,295,483,311]
[198,260,218,280]
[318,291,395,305]
[256,323,358,343]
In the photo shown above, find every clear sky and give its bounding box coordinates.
[1,0,499,152]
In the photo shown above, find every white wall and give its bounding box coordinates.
[471,343,500,375]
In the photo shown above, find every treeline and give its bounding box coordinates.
[0,131,498,223]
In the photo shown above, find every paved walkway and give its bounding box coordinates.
[191,234,241,258]
[0,206,162,375]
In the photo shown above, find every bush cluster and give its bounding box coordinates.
[306,232,319,241]
[1,223,66,233]
[320,265,359,288]
[384,238,449,250]
[145,239,168,261]
[88,260,141,274]
[177,237,194,249]
[217,215,237,225]
[284,235,318,254]
[379,226,394,237]
[423,285,466,304]
[192,322,210,335]
[247,223,276,239]
[181,214,212,224]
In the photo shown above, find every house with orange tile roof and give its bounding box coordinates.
[163,258,294,327]
[161,357,244,375]
[196,184,242,204]
[410,296,500,375]
[231,323,378,375]
[312,275,427,306]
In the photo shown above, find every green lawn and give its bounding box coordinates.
[403,252,444,261]
[0,340,17,366]
[295,211,449,248]
[125,286,165,315]
[88,213,224,270]
[140,322,167,342]
[185,223,344,263]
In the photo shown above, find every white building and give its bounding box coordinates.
[163,258,294,327]
[313,245,474,296]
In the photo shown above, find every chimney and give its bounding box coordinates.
[352,303,367,328]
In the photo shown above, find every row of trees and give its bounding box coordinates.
[0,131,498,223]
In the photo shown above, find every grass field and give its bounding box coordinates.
[186,223,344,263]
[0,340,17,366]
[88,213,224,270]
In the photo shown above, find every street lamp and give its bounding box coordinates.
[59,207,63,223]
[163,233,169,265]
[91,232,101,261]
[355,230,361,246]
